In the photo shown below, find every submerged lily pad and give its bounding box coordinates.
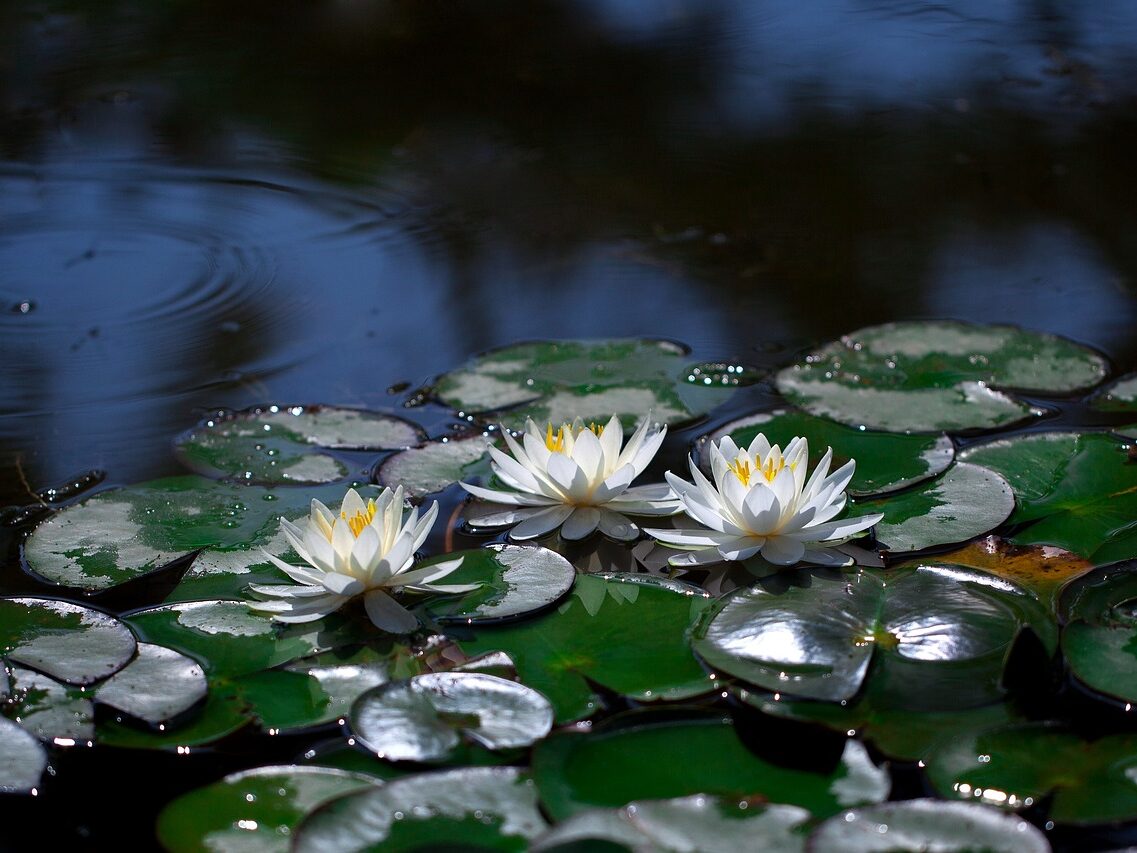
[453,573,714,723]
[294,766,547,852]
[433,338,744,430]
[6,665,94,742]
[702,409,954,497]
[960,432,1137,564]
[776,321,1106,433]
[0,716,48,793]
[926,722,1137,825]
[377,434,493,497]
[419,544,576,624]
[350,672,553,762]
[692,564,1050,708]
[809,800,1050,852]
[0,597,135,685]
[93,643,207,726]
[847,462,1015,553]
[1059,562,1137,704]
[176,405,424,485]
[157,765,380,853]
[533,713,888,821]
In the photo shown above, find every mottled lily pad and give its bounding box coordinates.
[926,722,1137,825]
[453,573,715,723]
[1091,373,1137,411]
[176,405,424,485]
[93,643,207,726]
[0,597,135,685]
[692,564,1051,708]
[419,544,576,624]
[97,683,251,749]
[293,766,547,852]
[157,765,380,853]
[377,434,493,497]
[1059,562,1137,704]
[776,321,1106,433]
[702,409,954,497]
[350,672,553,762]
[0,716,48,793]
[960,432,1137,564]
[533,712,888,821]
[433,338,745,430]
[847,462,1015,553]
[7,665,94,742]
[809,800,1050,852]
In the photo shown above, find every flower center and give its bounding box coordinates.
[729,454,795,486]
[341,500,377,537]
[727,458,752,486]
[545,421,604,453]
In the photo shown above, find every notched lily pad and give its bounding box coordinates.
[420,544,576,624]
[157,765,380,853]
[702,409,954,497]
[293,766,547,852]
[0,597,135,685]
[0,716,48,793]
[433,338,746,430]
[377,434,492,497]
[176,404,424,485]
[776,321,1106,433]
[350,672,553,762]
[93,643,207,726]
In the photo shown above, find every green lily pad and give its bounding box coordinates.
[93,643,207,726]
[419,544,576,624]
[809,800,1051,852]
[97,682,251,749]
[531,797,812,853]
[176,405,424,485]
[293,767,547,852]
[0,716,47,793]
[433,338,746,430]
[157,765,380,853]
[533,712,888,821]
[453,573,715,723]
[377,434,493,497]
[1091,373,1137,411]
[847,462,1015,553]
[776,321,1106,433]
[0,597,136,685]
[692,565,1050,709]
[925,722,1137,825]
[6,665,94,743]
[350,672,553,762]
[1058,563,1137,704]
[702,409,954,497]
[959,432,1137,564]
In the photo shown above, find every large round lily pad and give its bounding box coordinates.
[93,643,207,726]
[692,564,1051,709]
[701,409,954,497]
[0,716,48,793]
[433,338,747,430]
[0,597,135,685]
[350,672,553,762]
[157,765,380,853]
[293,766,548,852]
[377,434,493,497]
[960,432,1137,564]
[452,573,714,723]
[176,405,424,485]
[776,321,1107,433]
[1058,562,1137,704]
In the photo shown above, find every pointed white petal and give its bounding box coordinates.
[364,590,419,633]
[508,504,575,540]
[561,506,602,540]
[598,509,639,541]
[760,535,807,565]
[460,482,556,506]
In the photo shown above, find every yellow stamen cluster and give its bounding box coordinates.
[727,458,752,486]
[545,421,605,453]
[728,453,796,486]
[342,499,378,537]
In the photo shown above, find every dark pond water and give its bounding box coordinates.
[4,1,1137,848]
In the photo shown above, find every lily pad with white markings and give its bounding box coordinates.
[93,643,207,726]
[6,665,94,742]
[0,716,48,793]
[176,405,424,485]
[0,597,135,685]
[1091,373,1137,412]
[776,321,1107,433]
[377,434,493,497]
[434,338,745,430]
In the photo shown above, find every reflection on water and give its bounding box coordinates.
[2,0,1137,501]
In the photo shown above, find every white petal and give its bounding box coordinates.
[561,507,602,540]
[599,414,623,472]
[667,548,726,567]
[322,571,365,597]
[387,557,465,588]
[374,533,416,583]
[487,445,544,494]
[760,536,807,565]
[364,590,419,633]
[717,542,765,561]
[464,505,544,529]
[248,583,331,599]
[262,551,324,586]
[591,464,636,503]
[460,482,556,507]
[598,509,640,541]
[546,453,588,499]
[799,513,883,543]
[509,504,575,540]
[570,428,605,484]
[645,527,741,548]
[349,525,383,579]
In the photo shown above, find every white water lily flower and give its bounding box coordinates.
[646,433,883,567]
[249,486,475,633]
[460,414,682,541]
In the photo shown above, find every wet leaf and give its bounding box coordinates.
[350,672,553,762]
[1091,373,1137,412]
[93,643,207,726]
[293,766,547,852]
[533,712,888,821]
[0,597,135,685]
[776,321,1105,433]
[453,573,715,723]
[809,799,1050,852]
[960,432,1137,563]
[176,405,424,485]
[701,409,954,497]
[692,564,1050,708]
[0,716,48,794]
[925,722,1137,825]
[97,682,251,749]
[1059,562,1137,704]
[6,665,94,742]
[419,544,576,624]
[433,338,744,430]
[377,434,492,497]
[157,765,380,853]
[847,462,1015,553]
